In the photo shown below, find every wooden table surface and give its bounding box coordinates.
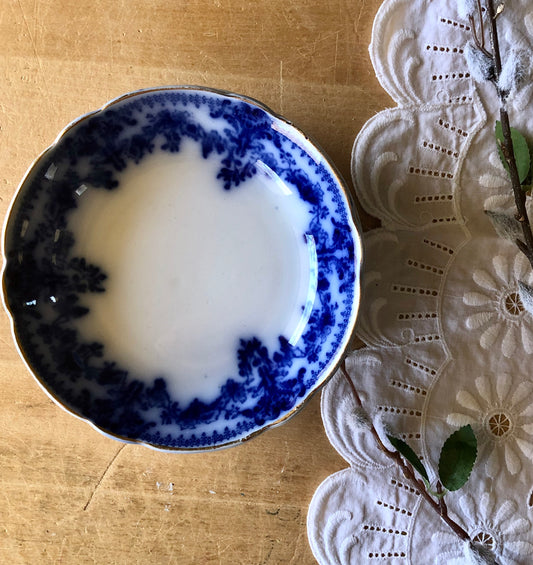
[0,1,390,563]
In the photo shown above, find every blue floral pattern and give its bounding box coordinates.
[3,88,360,449]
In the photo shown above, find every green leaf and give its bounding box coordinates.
[438,425,477,491]
[387,435,429,482]
[495,120,531,184]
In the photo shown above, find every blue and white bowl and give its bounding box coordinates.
[2,86,362,451]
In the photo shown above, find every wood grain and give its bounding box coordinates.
[0,1,389,563]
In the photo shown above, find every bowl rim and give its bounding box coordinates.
[1,85,363,452]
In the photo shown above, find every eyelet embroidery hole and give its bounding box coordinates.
[368,552,407,559]
[439,17,471,31]
[414,193,454,204]
[450,94,474,103]
[391,284,439,297]
[431,72,470,82]
[431,216,457,224]
[397,311,438,321]
[438,118,469,137]
[504,291,524,317]
[407,258,444,276]
[413,334,440,343]
[390,379,428,396]
[377,405,422,417]
[472,531,496,549]
[425,44,464,54]
[422,238,455,255]
[376,500,413,516]
[422,140,459,158]
[405,357,437,376]
[400,432,422,441]
[362,524,408,536]
[408,166,454,179]
[486,411,513,438]
[391,478,420,495]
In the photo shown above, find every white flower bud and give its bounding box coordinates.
[484,210,522,241]
[374,413,395,449]
[465,42,495,83]
[352,406,371,430]
[457,0,478,20]
[518,281,533,316]
[499,49,527,98]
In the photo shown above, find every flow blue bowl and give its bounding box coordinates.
[2,86,362,451]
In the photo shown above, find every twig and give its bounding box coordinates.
[469,0,492,58]
[482,0,533,268]
[339,363,472,542]
[437,481,448,518]
[340,361,505,564]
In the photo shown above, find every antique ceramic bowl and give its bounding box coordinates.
[2,86,362,451]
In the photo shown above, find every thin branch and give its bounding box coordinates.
[437,481,448,518]
[340,363,471,542]
[484,0,533,269]
[476,0,486,50]
[485,0,502,75]
[470,0,492,58]
[470,15,483,52]
[340,361,504,563]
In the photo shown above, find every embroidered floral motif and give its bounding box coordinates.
[308,0,533,562]
[464,253,533,357]
[480,150,513,194]
[431,491,533,564]
[447,373,533,477]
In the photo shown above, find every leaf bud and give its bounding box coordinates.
[484,210,522,241]
[518,281,533,315]
[499,49,527,99]
[465,42,496,83]
[456,0,478,20]
[352,406,371,430]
